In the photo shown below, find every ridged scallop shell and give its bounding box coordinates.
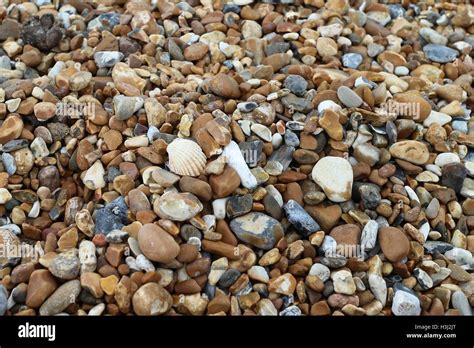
[167,138,207,177]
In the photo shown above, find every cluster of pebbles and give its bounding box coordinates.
[0,0,473,317]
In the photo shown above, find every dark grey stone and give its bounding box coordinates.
[95,197,128,235]
[283,200,320,237]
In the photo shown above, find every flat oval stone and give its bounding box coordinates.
[39,280,81,315]
[312,156,353,202]
[389,140,429,165]
[423,44,459,63]
[137,223,180,263]
[230,212,284,250]
[153,191,203,221]
[337,86,363,108]
[378,227,410,262]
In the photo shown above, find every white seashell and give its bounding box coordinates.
[167,138,207,177]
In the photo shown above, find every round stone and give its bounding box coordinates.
[312,156,353,202]
[132,282,173,316]
[153,191,203,222]
[378,227,410,262]
[137,223,180,263]
[230,212,284,250]
[392,290,421,316]
[389,140,430,165]
[209,73,241,99]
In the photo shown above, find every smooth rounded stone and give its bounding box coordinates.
[321,256,347,268]
[361,220,378,251]
[79,240,97,273]
[151,168,180,187]
[368,274,387,307]
[38,165,60,191]
[30,137,49,159]
[49,252,80,280]
[88,303,106,316]
[12,148,34,175]
[391,290,421,316]
[2,139,29,153]
[444,247,472,265]
[34,102,56,121]
[2,152,16,175]
[237,101,257,112]
[135,254,155,272]
[209,73,241,99]
[230,212,284,250]
[358,183,381,210]
[424,241,454,255]
[132,282,172,316]
[284,130,300,147]
[283,200,320,237]
[452,120,468,133]
[94,51,124,68]
[423,110,452,127]
[389,140,429,165]
[39,280,81,315]
[367,10,391,26]
[413,268,433,290]
[312,156,353,202]
[394,66,409,76]
[264,161,283,177]
[218,269,241,288]
[337,86,363,108]
[443,163,467,194]
[342,53,363,69]
[153,191,203,221]
[251,124,272,143]
[378,227,410,262]
[82,160,106,190]
[425,198,440,219]
[128,189,151,214]
[452,291,473,316]
[69,71,92,91]
[332,270,356,295]
[138,223,180,264]
[268,273,297,296]
[420,28,448,46]
[318,100,342,114]
[283,75,307,97]
[0,188,12,204]
[423,44,459,63]
[461,178,474,198]
[226,194,252,219]
[309,263,330,282]
[113,95,144,120]
[367,43,385,57]
[95,197,128,235]
[435,153,460,167]
[248,265,269,283]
